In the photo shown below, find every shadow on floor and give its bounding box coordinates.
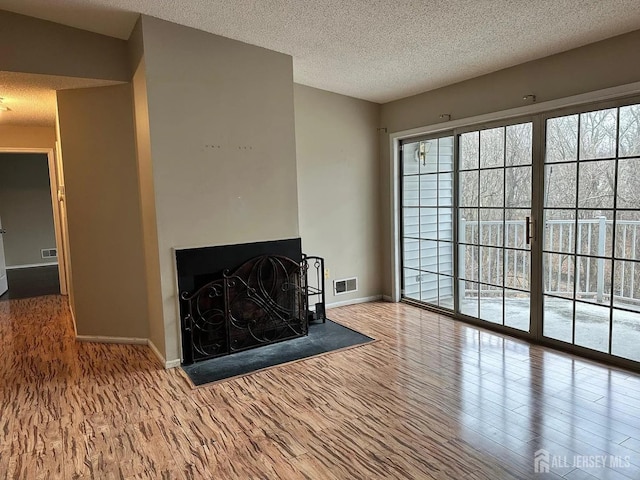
[0,265,60,301]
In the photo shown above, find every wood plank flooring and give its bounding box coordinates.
[2,296,640,479]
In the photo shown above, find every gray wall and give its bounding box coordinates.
[294,84,382,305]
[380,29,640,297]
[0,9,129,81]
[0,153,57,266]
[137,16,299,361]
[129,19,165,358]
[0,126,56,149]
[57,84,149,339]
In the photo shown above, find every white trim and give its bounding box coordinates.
[388,80,640,301]
[6,262,59,270]
[69,302,77,336]
[326,294,382,309]
[165,358,181,369]
[390,134,401,303]
[148,339,181,369]
[46,148,67,295]
[54,137,71,296]
[76,335,147,345]
[382,295,395,302]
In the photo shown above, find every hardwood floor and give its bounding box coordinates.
[2,297,640,479]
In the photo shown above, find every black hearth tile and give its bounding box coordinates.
[181,320,374,386]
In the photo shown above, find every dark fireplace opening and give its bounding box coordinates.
[176,238,303,295]
[176,238,325,365]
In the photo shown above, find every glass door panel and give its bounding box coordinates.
[543,103,640,362]
[457,122,533,332]
[401,135,455,309]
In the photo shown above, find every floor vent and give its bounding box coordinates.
[41,248,58,259]
[334,277,358,295]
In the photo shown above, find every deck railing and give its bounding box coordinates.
[460,217,640,305]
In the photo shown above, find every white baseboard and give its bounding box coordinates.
[147,339,181,369]
[326,294,383,309]
[165,358,181,369]
[6,262,58,270]
[75,335,180,369]
[76,335,147,345]
[382,295,395,302]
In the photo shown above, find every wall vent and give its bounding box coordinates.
[334,277,358,295]
[41,248,58,259]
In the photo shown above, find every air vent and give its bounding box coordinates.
[334,277,358,295]
[41,248,57,259]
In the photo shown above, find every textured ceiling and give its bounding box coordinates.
[1,1,640,103]
[0,72,120,126]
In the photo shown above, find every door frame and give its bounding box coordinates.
[0,147,68,295]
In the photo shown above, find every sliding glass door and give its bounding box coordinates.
[542,103,640,362]
[457,122,534,332]
[400,121,534,328]
[399,97,640,366]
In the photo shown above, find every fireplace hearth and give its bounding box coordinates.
[176,239,325,365]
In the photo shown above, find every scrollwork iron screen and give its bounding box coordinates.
[180,255,308,364]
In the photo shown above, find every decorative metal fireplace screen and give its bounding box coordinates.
[180,255,308,364]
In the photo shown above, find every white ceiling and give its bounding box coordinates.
[1,1,640,103]
[0,72,120,126]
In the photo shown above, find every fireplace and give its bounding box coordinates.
[176,239,324,365]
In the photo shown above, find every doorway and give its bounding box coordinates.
[0,149,67,300]
[399,97,640,367]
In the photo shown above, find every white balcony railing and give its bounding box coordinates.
[460,217,640,306]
